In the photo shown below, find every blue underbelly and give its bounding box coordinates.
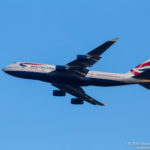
[82,77,126,86]
[5,71,126,86]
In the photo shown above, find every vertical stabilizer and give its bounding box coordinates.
[127,59,150,77]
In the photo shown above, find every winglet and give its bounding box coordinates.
[111,37,119,42]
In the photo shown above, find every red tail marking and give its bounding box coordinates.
[130,69,139,75]
[141,62,150,68]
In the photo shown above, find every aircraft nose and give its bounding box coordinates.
[2,67,6,72]
[2,66,8,73]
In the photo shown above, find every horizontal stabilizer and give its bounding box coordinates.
[139,83,150,89]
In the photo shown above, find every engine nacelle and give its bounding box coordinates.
[71,98,84,105]
[56,65,68,71]
[77,55,90,61]
[53,90,66,96]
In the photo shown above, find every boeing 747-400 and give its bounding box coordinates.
[3,38,150,106]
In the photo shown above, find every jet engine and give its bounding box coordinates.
[71,98,84,104]
[53,90,66,96]
[56,65,68,71]
[77,55,90,61]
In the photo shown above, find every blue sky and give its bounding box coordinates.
[0,0,150,150]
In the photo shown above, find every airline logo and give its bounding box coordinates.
[20,63,42,66]
[19,63,43,67]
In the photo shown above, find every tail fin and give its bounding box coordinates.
[127,59,150,78]
[126,59,150,89]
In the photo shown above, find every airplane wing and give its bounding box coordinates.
[49,38,119,105]
[68,37,119,67]
[66,37,119,79]
[52,83,107,106]
[50,37,119,79]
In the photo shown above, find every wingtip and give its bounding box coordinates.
[111,37,119,42]
[104,103,108,106]
[97,102,108,106]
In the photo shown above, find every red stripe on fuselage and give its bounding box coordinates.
[20,63,42,65]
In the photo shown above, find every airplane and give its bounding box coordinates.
[2,38,150,106]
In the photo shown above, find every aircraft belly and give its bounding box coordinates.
[5,70,83,84]
[82,77,126,86]
[5,71,127,87]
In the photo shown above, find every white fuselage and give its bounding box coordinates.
[2,62,149,87]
